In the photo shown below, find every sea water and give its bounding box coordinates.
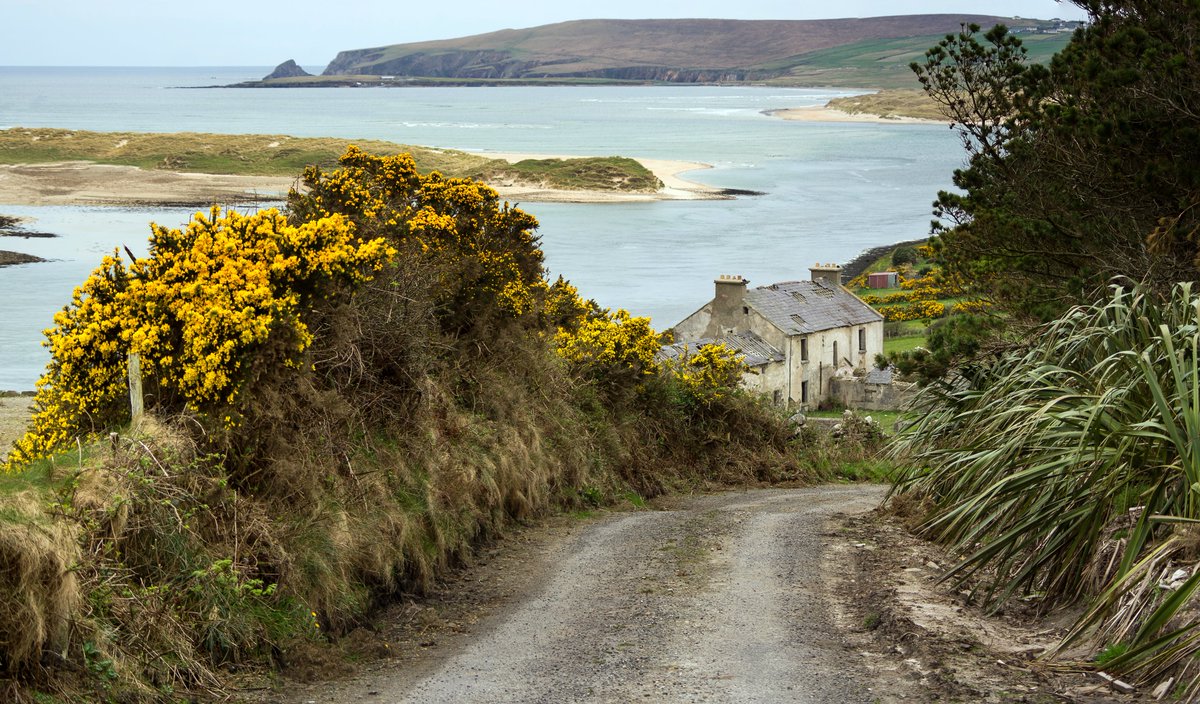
[0,66,965,389]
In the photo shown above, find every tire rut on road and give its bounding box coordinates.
[275,485,886,703]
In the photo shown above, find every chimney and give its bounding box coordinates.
[712,274,748,333]
[810,263,842,287]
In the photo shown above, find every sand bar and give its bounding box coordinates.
[0,155,725,208]
[480,151,724,203]
[764,106,945,125]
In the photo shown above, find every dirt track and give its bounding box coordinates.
[262,486,886,703]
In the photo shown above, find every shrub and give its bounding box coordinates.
[892,282,1200,690]
[554,308,660,388]
[288,146,545,337]
[878,300,946,322]
[660,343,748,411]
[7,207,393,468]
[892,246,919,266]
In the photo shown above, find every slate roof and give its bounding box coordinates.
[865,366,894,385]
[657,330,784,368]
[745,280,882,335]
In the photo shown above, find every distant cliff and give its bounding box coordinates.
[318,16,1065,87]
[264,59,311,80]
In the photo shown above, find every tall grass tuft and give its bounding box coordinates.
[892,281,1200,690]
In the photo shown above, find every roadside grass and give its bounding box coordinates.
[0,457,56,498]
[0,127,658,192]
[834,459,898,483]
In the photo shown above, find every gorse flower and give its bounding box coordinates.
[289,146,545,334]
[6,206,393,468]
[554,307,660,383]
[660,343,748,404]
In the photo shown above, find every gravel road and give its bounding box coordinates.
[272,485,887,703]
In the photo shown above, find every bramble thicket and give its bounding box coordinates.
[1,147,814,699]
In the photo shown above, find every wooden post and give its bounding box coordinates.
[127,353,144,423]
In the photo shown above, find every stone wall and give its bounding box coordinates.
[829,377,917,412]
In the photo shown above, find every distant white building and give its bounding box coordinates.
[661,265,884,408]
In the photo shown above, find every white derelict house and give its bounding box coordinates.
[661,264,884,408]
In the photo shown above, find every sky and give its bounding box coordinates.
[4,1,1089,67]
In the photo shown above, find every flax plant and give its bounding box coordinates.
[892,282,1200,688]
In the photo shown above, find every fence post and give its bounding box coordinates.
[128,353,143,423]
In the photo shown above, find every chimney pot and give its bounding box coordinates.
[810,263,843,286]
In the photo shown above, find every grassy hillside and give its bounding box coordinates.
[314,16,1077,87]
[0,128,661,193]
[768,31,1074,89]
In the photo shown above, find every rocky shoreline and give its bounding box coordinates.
[842,237,927,280]
[0,214,55,266]
[0,250,46,267]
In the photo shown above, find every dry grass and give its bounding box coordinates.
[825,89,949,121]
[0,127,495,177]
[0,492,80,676]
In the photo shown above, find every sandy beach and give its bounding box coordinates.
[0,155,725,208]
[764,106,945,125]
[0,395,33,448]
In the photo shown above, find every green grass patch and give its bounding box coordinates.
[807,409,903,434]
[884,335,927,355]
[773,31,1074,89]
[1095,642,1128,666]
[835,459,898,483]
[0,460,57,498]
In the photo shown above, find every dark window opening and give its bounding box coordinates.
[859,328,866,353]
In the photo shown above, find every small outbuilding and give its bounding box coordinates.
[867,271,899,289]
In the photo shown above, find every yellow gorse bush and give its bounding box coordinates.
[7,207,393,468]
[554,308,660,381]
[290,146,545,332]
[661,343,748,404]
[951,298,991,314]
[544,276,593,331]
[878,300,947,322]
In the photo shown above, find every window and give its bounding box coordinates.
[833,341,838,366]
[801,381,808,404]
[859,328,866,353]
[773,390,782,406]
[800,337,808,362]
[743,306,749,315]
